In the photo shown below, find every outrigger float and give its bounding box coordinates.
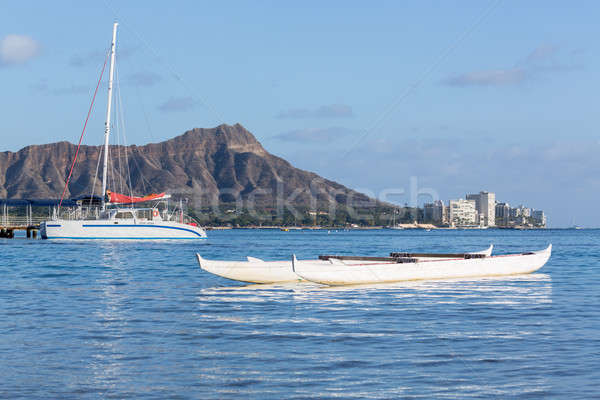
[196,245,536,285]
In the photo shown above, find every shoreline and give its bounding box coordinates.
[204,225,550,231]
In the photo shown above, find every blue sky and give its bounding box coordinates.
[1,1,598,227]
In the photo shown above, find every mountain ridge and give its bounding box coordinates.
[0,123,373,210]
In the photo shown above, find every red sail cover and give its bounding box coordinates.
[108,190,166,204]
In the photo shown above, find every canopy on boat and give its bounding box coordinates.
[107,190,169,204]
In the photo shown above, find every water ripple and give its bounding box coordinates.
[1,230,599,398]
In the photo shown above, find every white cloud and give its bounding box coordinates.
[524,45,559,65]
[158,96,196,112]
[314,104,354,118]
[276,108,312,119]
[30,80,89,96]
[69,47,136,68]
[442,68,528,87]
[273,127,357,143]
[128,71,162,87]
[276,104,354,119]
[0,34,40,65]
[69,51,104,68]
[441,44,580,88]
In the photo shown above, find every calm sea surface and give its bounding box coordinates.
[1,229,598,399]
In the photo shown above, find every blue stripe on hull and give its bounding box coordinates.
[45,237,205,240]
[80,224,205,237]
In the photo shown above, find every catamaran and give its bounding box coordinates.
[40,23,206,240]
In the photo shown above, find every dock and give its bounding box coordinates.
[0,224,40,239]
[1,202,46,239]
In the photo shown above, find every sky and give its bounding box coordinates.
[1,1,598,227]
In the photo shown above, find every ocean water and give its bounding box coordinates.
[1,229,598,399]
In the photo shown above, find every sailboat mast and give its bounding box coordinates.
[101,22,118,211]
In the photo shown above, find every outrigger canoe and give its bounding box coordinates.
[196,245,494,284]
[292,245,551,286]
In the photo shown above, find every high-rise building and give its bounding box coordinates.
[466,191,496,227]
[511,205,532,218]
[532,210,546,227]
[423,200,447,224]
[448,199,477,226]
[495,202,510,226]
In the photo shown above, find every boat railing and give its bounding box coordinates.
[160,209,199,225]
[47,204,201,226]
[48,206,102,221]
[0,216,47,227]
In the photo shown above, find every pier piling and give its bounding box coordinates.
[0,226,39,239]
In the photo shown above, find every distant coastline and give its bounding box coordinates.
[204,224,550,231]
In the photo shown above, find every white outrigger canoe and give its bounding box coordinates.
[292,245,551,286]
[196,245,494,284]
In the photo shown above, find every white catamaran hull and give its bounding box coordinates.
[293,245,551,286]
[196,245,494,284]
[41,220,206,240]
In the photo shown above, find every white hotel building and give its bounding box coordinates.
[448,199,478,226]
[466,191,496,227]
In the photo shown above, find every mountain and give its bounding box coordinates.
[0,124,374,210]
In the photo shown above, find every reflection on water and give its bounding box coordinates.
[205,273,552,303]
[88,243,130,392]
[191,271,555,397]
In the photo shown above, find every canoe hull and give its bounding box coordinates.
[196,255,305,283]
[196,257,408,284]
[196,245,495,284]
[293,245,551,286]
